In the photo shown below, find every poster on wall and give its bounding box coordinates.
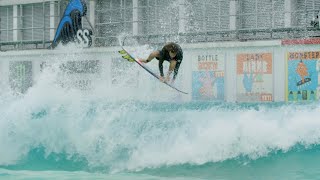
[9,61,33,93]
[39,60,100,90]
[111,57,139,87]
[192,53,225,101]
[236,53,273,102]
[287,52,320,101]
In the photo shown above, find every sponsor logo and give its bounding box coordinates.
[51,0,93,48]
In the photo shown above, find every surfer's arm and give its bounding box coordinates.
[172,60,181,81]
[159,59,165,77]
[165,60,177,82]
[140,51,160,63]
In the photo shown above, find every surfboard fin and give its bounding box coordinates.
[119,50,135,62]
[122,55,135,62]
[118,50,126,54]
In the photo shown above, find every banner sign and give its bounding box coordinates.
[236,53,273,102]
[192,53,225,101]
[287,52,320,101]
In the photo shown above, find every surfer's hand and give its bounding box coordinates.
[139,59,148,63]
[138,59,144,63]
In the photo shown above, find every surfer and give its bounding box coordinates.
[139,42,183,83]
[296,60,309,84]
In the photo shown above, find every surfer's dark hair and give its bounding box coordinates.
[164,42,179,53]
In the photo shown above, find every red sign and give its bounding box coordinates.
[282,38,320,45]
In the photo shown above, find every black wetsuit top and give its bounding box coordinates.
[156,44,183,80]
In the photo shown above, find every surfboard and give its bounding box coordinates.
[118,47,188,94]
[296,77,311,86]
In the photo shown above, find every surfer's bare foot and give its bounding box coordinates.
[159,76,165,82]
[164,76,170,83]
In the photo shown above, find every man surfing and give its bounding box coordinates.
[139,42,183,84]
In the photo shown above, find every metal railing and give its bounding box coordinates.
[0,6,13,43]
[94,0,320,47]
[0,1,60,50]
[1,0,320,50]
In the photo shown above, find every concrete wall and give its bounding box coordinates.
[1,40,320,103]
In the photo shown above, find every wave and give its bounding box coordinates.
[1,90,320,173]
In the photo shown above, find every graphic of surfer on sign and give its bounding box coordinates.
[296,60,311,86]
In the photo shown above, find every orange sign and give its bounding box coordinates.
[288,51,320,60]
[237,53,272,74]
[198,61,218,71]
[197,55,220,71]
